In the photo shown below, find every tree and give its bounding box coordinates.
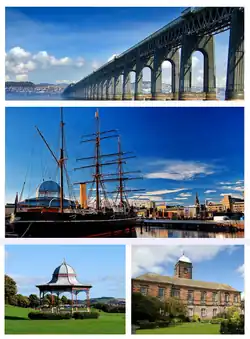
[16,294,30,308]
[61,296,68,305]
[29,294,40,308]
[132,292,163,324]
[164,297,187,318]
[5,275,17,304]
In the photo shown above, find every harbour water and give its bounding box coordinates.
[6,93,63,100]
[135,227,244,238]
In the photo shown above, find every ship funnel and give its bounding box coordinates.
[80,183,88,209]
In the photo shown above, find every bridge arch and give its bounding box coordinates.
[123,69,135,100]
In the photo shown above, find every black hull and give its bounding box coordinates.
[6,211,137,238]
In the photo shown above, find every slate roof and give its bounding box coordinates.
[134,273,240,292]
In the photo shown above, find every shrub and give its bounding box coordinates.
[28,312,72,320]
[200,319,211,323]
[139,321,157,329]
[192,314,200,322]
[220,317,244,334]
[211,318,224,324]
[73,312,99,319]
[171,317,183,325]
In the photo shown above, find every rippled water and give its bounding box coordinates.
[6,93,63,100]
[135,227,244,238]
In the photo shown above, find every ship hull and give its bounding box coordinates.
[6,211,137,238]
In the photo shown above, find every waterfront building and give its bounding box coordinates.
[132,254,241,319]
[206,194,244,214]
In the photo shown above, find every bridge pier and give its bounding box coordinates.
[179,34,216,100]
[225,9,244,100]
[135,63,144,100]
[123,70,133,100]
[114,73,123,100]
[152,49,179,100]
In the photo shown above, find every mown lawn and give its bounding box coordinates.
[5,305,125,334]
[136,322,220,334]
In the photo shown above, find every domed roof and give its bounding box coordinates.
[178,253,192,264]
[37,180,60,197]
[53,260,76,276]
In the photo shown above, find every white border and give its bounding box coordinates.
[2,1,250,338]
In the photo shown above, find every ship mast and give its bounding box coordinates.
[60,108,64,214]
[74,109,145,210]
[95,110,100,211]
[35,108,66,214]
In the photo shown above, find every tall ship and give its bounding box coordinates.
[6,109,144,238]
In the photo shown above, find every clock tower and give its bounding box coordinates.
[174,253,193,279]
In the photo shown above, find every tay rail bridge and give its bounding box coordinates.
[63,7,244,101]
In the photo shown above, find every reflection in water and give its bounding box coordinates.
[135,227,244,238]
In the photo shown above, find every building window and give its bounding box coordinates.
[212,292,218,303]
[201,308,206,317]
[158,287,165,298]
[188,290,194,304]
[140,286,148,296]
[188,308,193,317]
[234,294,238,303]
[201,291,207,304]
[225,293,230,304]
[171,288,180,298]
[213,309,217,317]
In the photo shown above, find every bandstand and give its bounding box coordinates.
[36,259,92,311]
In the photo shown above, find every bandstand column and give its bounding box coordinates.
[225,9,244,100]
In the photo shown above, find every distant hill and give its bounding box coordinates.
[6,81,35,87]
[77,297,125,305]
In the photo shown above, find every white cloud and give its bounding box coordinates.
[144,188,187,195]
[204,190,217,194]
[192,55,200,68]
[55,80,73,84]
[179,192,192,197]
[5,46,85,82]
[145,160,214,181]
[175,197,188,200]
[236,264,244,278]
[132,245,238,277]
[92,60,99,70]
[219,182,234,185]
[220,186,244,192]
[16,74,28,81]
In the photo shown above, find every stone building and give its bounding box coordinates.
[206,195,244,214]
[132,254,241,319]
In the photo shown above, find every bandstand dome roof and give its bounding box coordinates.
[178,254,192,264]
[36,180,60,196]
[36,259,92,288]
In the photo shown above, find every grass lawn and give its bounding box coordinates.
[136,322,220,334]
[5,305,125,334]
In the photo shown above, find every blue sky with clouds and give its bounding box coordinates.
[132,245,244,295]
[6,7,229,86]
[5,107,244,206]
[5,245,125,298]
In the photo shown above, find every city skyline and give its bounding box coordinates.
[6,7,229,87]
[5,245,125,298]
[132,245,244,296]
[5,107,244,206]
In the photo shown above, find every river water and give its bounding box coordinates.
[135,227,244,238]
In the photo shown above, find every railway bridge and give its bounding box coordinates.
[63,7,244,101]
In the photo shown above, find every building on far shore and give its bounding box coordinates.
[206,194,244,214]
[132,254,241,319]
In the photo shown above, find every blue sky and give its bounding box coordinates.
[5,245,125,298]
[6,7,229,86]
[5,107,244,206]
[132,245,244,295]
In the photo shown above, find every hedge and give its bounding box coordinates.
[220,318,244,334]
[211,318,224,324]
[73,312,100,319]
[156,320,170,328]
[139,321,157,329]
[28,312,71,320]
